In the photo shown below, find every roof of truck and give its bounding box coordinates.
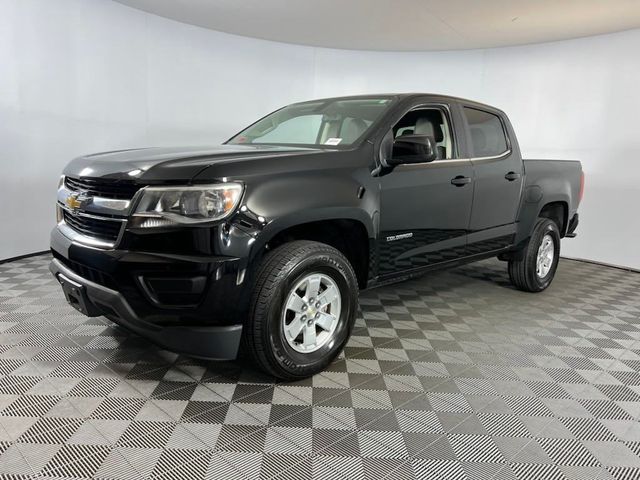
[294,93,504,114]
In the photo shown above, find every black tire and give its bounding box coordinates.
[508,218,560,292]
[244,240,358,380]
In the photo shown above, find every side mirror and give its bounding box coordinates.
[389,135,437,165]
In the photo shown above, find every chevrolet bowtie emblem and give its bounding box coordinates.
[65,191,92,213]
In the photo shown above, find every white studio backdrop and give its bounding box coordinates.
[1,0,639,269]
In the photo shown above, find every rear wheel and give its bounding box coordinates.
[508,218,560,292]
[244,240,358,380]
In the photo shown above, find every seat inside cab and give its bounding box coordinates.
[393,108,453,160]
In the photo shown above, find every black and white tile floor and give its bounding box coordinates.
[1,254,639,479]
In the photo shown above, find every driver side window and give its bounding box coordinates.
[392,108,454,160]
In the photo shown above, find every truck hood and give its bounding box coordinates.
[62,144,325,182]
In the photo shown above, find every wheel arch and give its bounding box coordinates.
[249,208,374,289]
[538,201,568,236]
[514,186,571,248]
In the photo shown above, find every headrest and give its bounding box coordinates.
[414,117,444,142]
[340,117,368,143]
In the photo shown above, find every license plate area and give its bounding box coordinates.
[57,273,103,317]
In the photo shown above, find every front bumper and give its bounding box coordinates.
[49,223,251,360]
[50,257,243,359]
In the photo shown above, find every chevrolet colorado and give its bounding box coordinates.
[50,94,583,379]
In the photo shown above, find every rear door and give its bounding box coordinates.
[462,106,523,253]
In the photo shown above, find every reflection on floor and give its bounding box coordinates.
[1,254,639,479]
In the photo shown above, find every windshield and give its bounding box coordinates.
[227,97,393,147]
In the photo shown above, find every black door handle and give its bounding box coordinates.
[505,171,521,181]
[451,175,471,187]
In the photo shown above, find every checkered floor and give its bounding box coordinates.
[1,254,640,480]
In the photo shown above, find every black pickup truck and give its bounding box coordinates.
[50,94,583,379]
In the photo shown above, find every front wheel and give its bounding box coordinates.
[508,218,560,292]
[244,240,358,380]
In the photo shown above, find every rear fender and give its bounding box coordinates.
[514,186,570,248]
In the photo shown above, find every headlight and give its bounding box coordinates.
[131,183,243,228]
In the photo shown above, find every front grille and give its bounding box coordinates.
[65,176,141,200]
[63,211,122,243]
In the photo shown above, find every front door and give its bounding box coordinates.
[378,106,474,276]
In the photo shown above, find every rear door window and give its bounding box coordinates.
[463,107,508,158]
